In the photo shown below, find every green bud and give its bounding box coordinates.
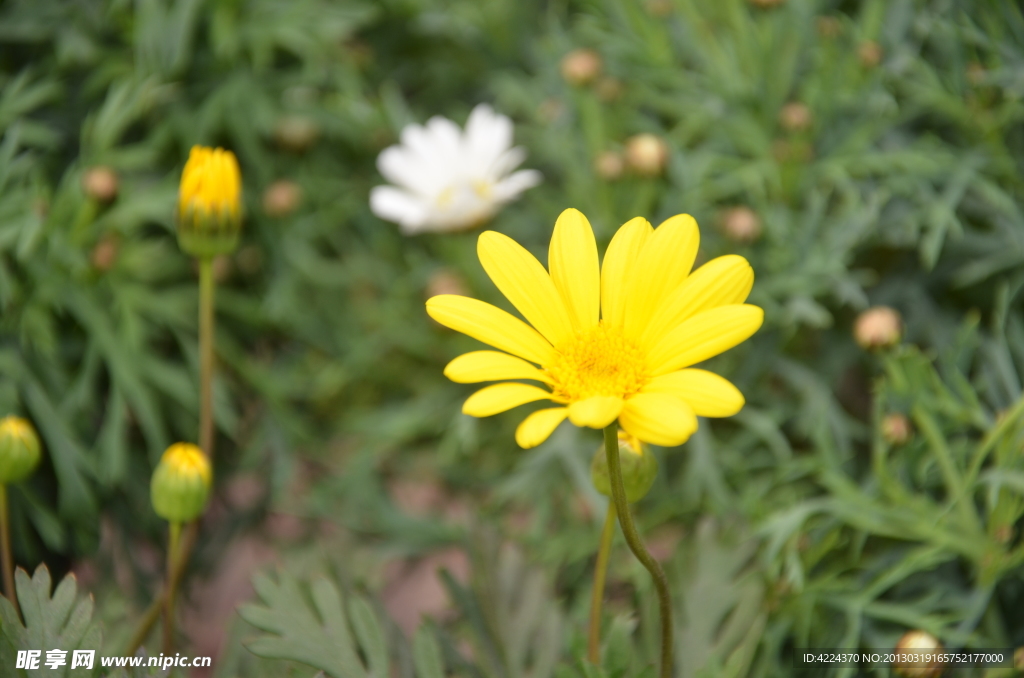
[151,443,212,523]
[0,416,41,484]
[591,431,658,503]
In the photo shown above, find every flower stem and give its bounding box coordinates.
[587,502,616,664]
[603,424,673,678]
[0,484,18,619]
[162,521,182,653]
[198,256,215,458]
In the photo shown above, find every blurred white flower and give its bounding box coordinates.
[370,104,542,234]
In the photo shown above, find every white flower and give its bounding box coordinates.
[370,104,542,234]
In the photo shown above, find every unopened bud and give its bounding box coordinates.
[91,235,119,272]
[816,16,842,38]
[151,443,212,523]
[262,180,302,218]
[625,133,669,177]
[591,431,658,503]
[82,167,119,203]
[881,413,912,445]
[720,206,761,243]
[892,630,943,678]
[594,151,624,180]
[595,77,624,102]
[560,49,602,86]
[644,0,673,17]
[858,41,883,68]
[855,306,902,350]
[0,416,41,484]
[779,102,812,132]
[177,146,243,258]
[426,269,469,300]
[274,115,320,153]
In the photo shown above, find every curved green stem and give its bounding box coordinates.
[0,484,18,619]
[162,521,182,653]
[603,425,673,678]
[587,502,616,664]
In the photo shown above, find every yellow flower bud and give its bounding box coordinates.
[855,306,902,350]
[0,416,41,484]
[177,146,243,259]
[590,431,658,503]
[625,133,669,177]
[892,630,943,678]
[151,443,212,523]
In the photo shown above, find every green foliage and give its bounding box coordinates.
[0,0,1023,676]
[0,565,101,678]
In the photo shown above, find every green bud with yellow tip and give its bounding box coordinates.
[0,416,41,484]
[176,146,243,259]
[151,443,212,523]
[591,430,658,503]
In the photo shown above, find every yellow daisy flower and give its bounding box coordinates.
[426,208,763,448]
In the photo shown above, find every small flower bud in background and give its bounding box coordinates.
[966,61,986,86]
[855,306,902,350]
[881,413,912,445]
[151,443,212,523]
[274,115,320,153]
[595,77,624,102]
[644,0,673,17]
[893,630,943,678]
[816,16,842,38]
[177,146,243,258]
[235,245,264,276]
[560,49,602,86]
[82,166,119,203]
[858,41,883,68]
[594,151,624,180]
[779,102,812,132]
[426,269,469,300]
[0,417,41,484]
[625,133,669,176]
[720,206,762,243]
[590,431,658,503]
[262,180,302,218]
[91,234,119,272]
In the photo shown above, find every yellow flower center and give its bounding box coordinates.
[546,321,649,402]
[161,442,212,485]
[178,146,242,219]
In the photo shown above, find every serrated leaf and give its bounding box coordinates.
[0,565,102,678]
[240,571,381,678]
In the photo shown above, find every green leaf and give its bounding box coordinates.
[0,565,102,678]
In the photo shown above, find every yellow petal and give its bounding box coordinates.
[640,255,754,349]
[647,305,764,376]
[427,295,555,365]
[601,217,652,327]
[567,395,624,428]
[463,383,553,417]
[478,231,575,347]
[515,407,569,448]
[623,214,700,340]
[444,351,553,384]
[619,393,697,447]
[549,208,600,333]
[642,369,745,417]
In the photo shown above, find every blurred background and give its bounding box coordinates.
[0,0,1023,676]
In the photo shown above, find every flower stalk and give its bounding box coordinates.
[162,521,182,653]
[198,257,215,458]
[587,502,616,664]
[0,484,17,618]
[603,424,673,678]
